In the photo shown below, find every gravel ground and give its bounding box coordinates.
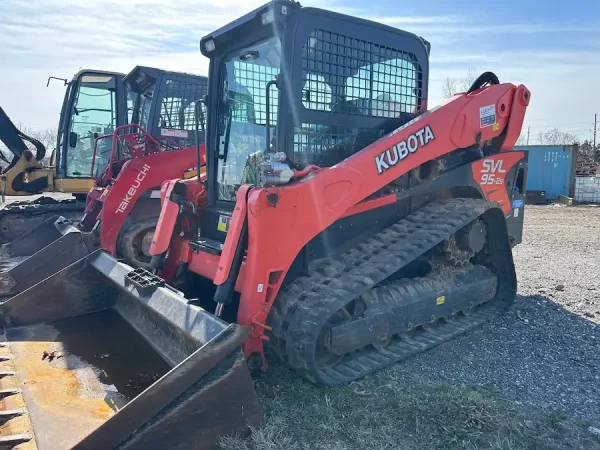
[394,205,600,423]
[223,204,600,450]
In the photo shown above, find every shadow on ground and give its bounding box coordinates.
[221,294,600,450]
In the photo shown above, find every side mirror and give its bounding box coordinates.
[69,131,78,148]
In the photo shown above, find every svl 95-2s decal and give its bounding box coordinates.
[480,159,506,185]
[472,152,525,215]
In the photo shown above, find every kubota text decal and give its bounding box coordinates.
[375,125,435,174]
[116,164,151,213]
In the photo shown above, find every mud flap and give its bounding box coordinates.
[0,250,262,449]
[0,217,96,296]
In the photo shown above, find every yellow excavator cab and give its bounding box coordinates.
[0,70,128,243]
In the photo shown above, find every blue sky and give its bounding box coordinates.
[1,0,599,144]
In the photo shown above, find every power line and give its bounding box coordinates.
[524,116,589,123]
[524,121,593,130]
[594,113,597,149]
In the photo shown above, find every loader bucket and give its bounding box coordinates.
[0,250,262,449]
[0,215,65,260]
[0,217,96,297]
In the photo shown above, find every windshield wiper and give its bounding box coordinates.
[265,78,278,153]
[74,107,112,115]
[219,104,233,162]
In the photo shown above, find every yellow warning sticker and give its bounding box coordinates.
[436,296,445,305]
[217,214,231,232]
[493,122,500,132]
[102,188,109,197]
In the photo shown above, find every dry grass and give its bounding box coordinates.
[220,362,600,450]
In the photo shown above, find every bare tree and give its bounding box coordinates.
[537,127,578,146]
[441,77,457,99]
[442,67,478,98]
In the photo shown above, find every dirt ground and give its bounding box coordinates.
[222,205,600,450]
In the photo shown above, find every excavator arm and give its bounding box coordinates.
[0,106,52,195]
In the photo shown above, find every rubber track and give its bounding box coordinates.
[268,198,515,386]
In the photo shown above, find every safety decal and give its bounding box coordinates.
[512,199,524,208]
[161,129,189,138]
[217,214,231,232]
[480,105,496,128]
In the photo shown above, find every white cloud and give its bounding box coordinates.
[0,0,598,144]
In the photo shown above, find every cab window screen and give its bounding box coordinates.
[295,29,422,168]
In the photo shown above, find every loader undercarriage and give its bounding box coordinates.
[268,198,516,385]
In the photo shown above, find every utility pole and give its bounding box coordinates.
[527,126,530,145]
[594,113,597,149]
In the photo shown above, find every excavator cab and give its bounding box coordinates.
[54,71,127,193]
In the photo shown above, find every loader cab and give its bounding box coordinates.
[54,70,127,193]
[89,66,209,179]
[199,0,430,241]
[124,66,208,149]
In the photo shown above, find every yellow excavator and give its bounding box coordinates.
[0,70,130,243]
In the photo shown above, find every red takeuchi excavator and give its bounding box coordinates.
[0,2,529,449]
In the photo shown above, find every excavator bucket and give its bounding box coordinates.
[0,217,95,297]
[0,250,262,449]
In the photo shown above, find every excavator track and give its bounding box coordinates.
[268,198,517,386]
[0,199,83,244]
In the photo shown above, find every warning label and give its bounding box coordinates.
[479,105,496,128]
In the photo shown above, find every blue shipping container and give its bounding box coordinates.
[514,145,576,200]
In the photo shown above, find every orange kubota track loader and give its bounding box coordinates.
[0,66,208,297]
[0,2,529,449]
